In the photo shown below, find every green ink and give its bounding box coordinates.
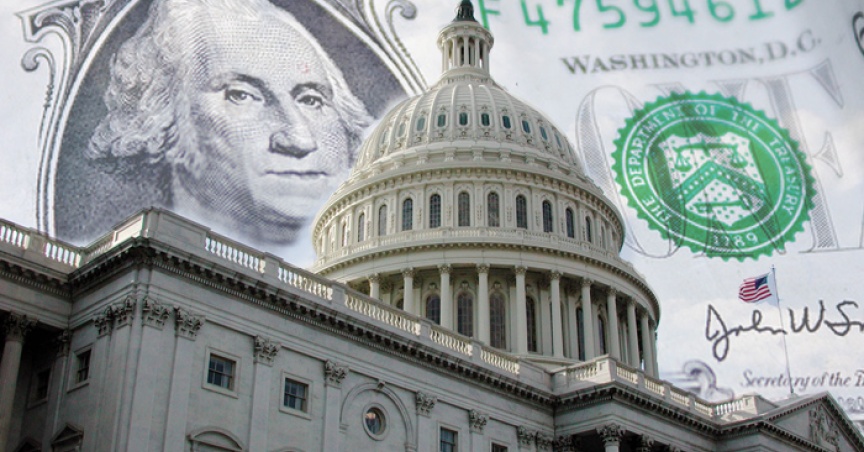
[668,0,695,23]
[785,0,804,10]
[521,0,550,34]
[634,0,661,27]
[596,0,627,28]
[708,0,735,22]
[612,92,814,260]
[748,0,774,20]
[476,0,501,29]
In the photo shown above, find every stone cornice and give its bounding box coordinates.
[315,162,622,244]
[66,238,555,408]
[0,255,71,298]
[314,236,659,320]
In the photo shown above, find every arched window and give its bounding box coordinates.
[490,292,506,349]
[585,216,593,242]
[480,112,491,127]
[457,292,473,337]
[426,294,441,325]
[526,296,538,353]
[601,225,607,248]
[487,192,500,227]
[429,194,442,228]
[402,199,413,231]
[542,201,554,233]
[341,222,349,247]
[416,115,426,131]
[521,119,531,134]
[457,192,471,227]
[458,112,469,126]
[437,113,447,128]
[502,115,512,129]
[378,205,388,236]
[516,195,528,229]
[598,314,607,356]
[566,208,575,238]
[357,213,365,242]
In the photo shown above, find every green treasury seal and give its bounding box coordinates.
[612,92,814,260]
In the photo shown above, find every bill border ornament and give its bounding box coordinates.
[612,92,814,260]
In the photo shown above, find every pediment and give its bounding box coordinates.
[766,394,864,451]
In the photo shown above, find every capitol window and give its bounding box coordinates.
[402,199,414,231]
[440,427,458,452]
[378,205,388,236]
[527,297,538,353]
[74,349,91,385]
[426,294,441,325]
[480,112,491,127]
[283,377,309,413]
[492,444,508,452]
[430,194,442,228]
[501,115,512,129]
[458,192,471,227]
[542,201,553,233]
[364,407,387,439]
[540,126,548,141]
[521,119,531,134]
[585,216,593,243]
[357,213,365,242]
[206,352,237,395]
[417,115,427,131]
[487,192,500,227]
[437,113,447,128]
[566,208,575,238]
[515,195,528,229]
[457,291,474,337]
[459,112,469,126]
[490,291,507,349]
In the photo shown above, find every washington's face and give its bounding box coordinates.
[181,12,350,226]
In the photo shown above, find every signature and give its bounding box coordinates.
[705,300,864,362]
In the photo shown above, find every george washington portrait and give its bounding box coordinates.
[52,0,408,246]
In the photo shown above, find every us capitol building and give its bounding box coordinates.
[1,1,862,451]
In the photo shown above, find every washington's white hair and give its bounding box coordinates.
[88,0,371,166]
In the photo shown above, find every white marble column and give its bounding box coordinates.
[43,330,71,449]
[640,313,655,377]
[440,265,453,329]
[321,361,348,451]
[126,299,171,449]
[249,336,280,451]
[581,279,595,360]
[369,274,380,300]
[651,321,660,376]
[415,392,437,452]
[598,423,624,452]
[477,265,490,345]
[627,300,640,368]
[514,266,528,354]
[468,410,488,452]
[402,269,415,315]
[99,298,136,452]
[549,272,564,358]
[163,308,205,450]
[606,289,621,360]
[0,313,35,449]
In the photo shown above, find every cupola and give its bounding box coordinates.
[311,1,659,373]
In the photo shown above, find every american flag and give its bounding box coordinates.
[738,273,774,303]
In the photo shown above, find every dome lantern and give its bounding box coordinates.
[438,0,494,78]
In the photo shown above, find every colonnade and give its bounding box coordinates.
[363,265,659,376]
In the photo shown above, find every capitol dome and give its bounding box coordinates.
[312,0,659,372]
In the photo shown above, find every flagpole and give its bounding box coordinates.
[772,265,795,396]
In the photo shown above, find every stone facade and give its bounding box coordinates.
[0,2,862,451]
